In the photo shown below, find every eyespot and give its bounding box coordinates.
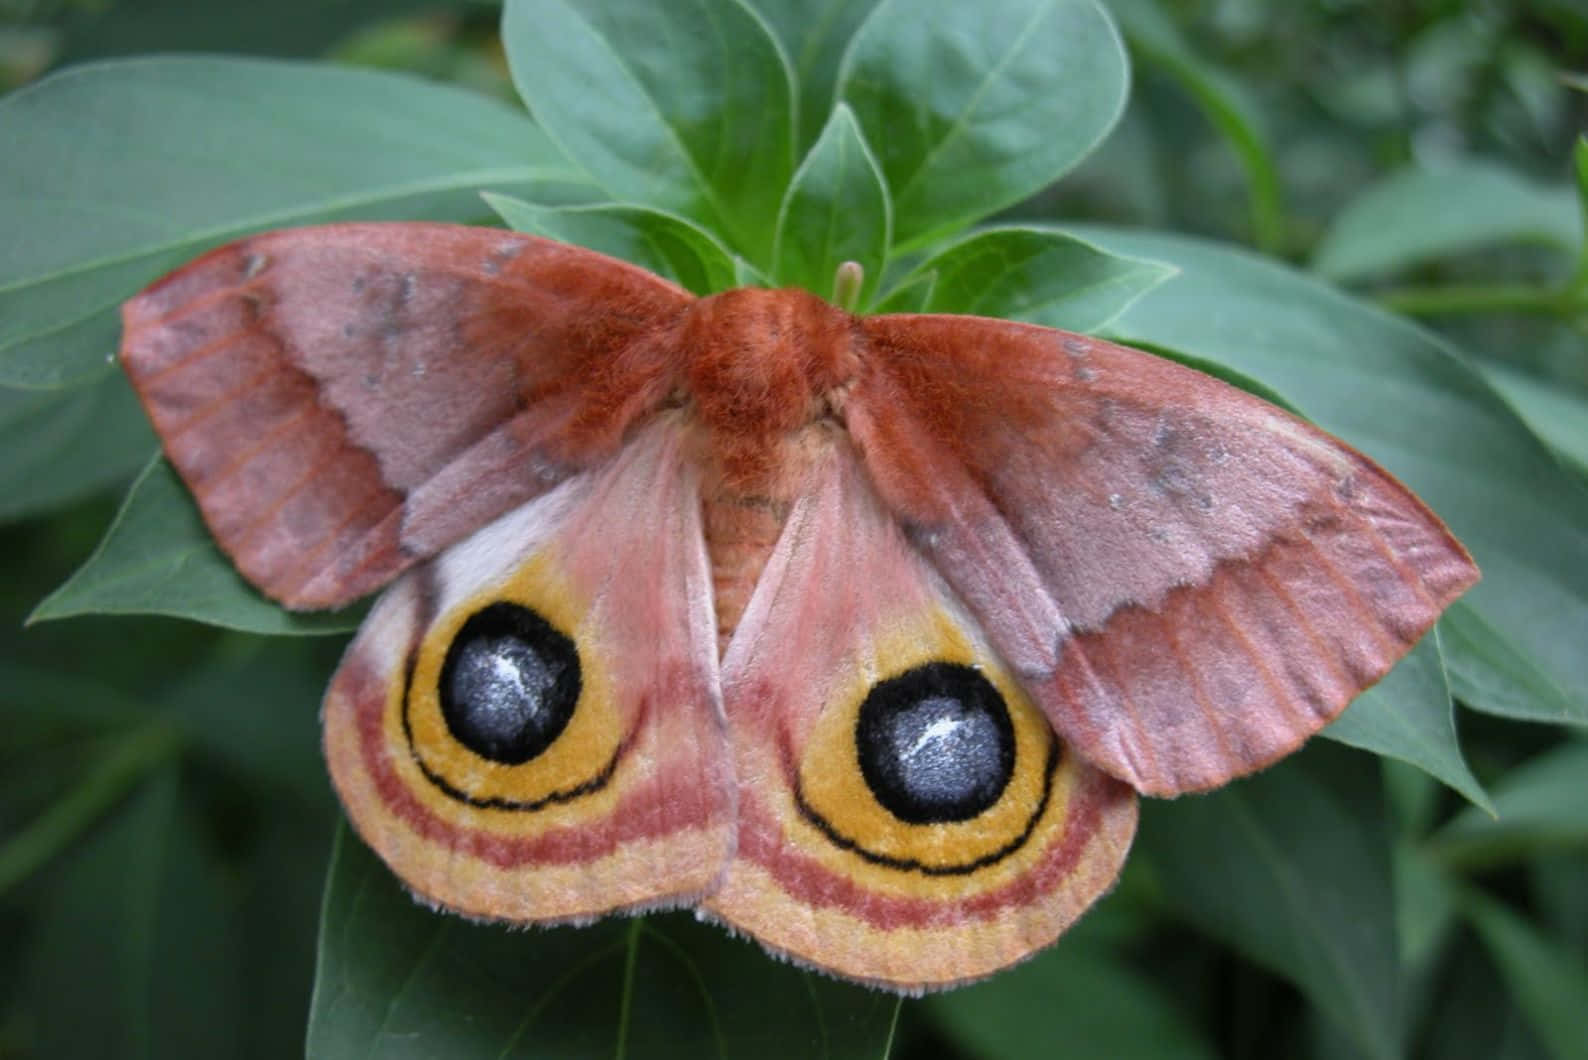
[856,662,1014,824]
[439,602,581,765]
[396,557,629,812]
[792,644,1055,876]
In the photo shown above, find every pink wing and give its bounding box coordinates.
[322,414,735,920]
[705,437,1137,990]
[848,315,1479,796]
[119,223,691,609]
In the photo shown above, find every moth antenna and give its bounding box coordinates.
[832,261,864,312]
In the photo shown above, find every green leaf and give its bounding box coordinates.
[1480,362,1588,476]
[1311,160,1582,282]
[884,226,1175,331]
[1429,742,1588,869]
[484,193,739,295]
[734,257,770,287]
[1325,631,1491,812]
[752,0,884,150]
[52,0,436,63]
[0,56,581,388]
[838,0,1129,249]
[0,375,152,524]
[925,937,1217,1059]
[1073,224,1588,728]
[308,826,900,1058]
[1461,889,1588,1060]
[29,458,362,636]
[501,0,796,267]
[1138,746,1400,1060]
[773,104,890,302]
[1103,0,1285,251]
[1438,601,1585,726]
[874,269,937,313]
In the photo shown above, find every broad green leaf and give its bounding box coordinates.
[502,0,796,267]
[1383,754,1446,837]
[308,827,900,1058]
[1439,602,1583,725]
[53,0,435,63]
[1312,160,1581,282]
[1429,742,1588,869]
[1103,0,1284,250]
[1462,890,1588,1060]
[838,0,1128,249]
[29,458,362,636]
[1480,362,1588,475]
[1073,224,1588,727]
[884,227,1175,331]
[752,0,883,149]
[925,937,1217,1060]
[773,104,890,302]
[1325,631,1491,811]
[734,257,770,287]
[874,269,936,313]
[485,193,739,294]
[1138,745,1400,1060]
[0,375,152,524]
[0,56,582,387]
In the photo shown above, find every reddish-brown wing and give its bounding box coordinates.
[706,436,1136,990]
[119,223,692,609]
[324,414,736,921]
[847,316,1479,796]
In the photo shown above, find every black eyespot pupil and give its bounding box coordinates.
[856,662,1015,824]
[439,603,580,764]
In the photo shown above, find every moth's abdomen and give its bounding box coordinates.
[702,494,786,654]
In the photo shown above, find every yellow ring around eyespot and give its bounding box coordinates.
[389,549,625,812]
[794,608,1058,872]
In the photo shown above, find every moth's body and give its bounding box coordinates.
[674,287,859,648]
[119,223,1478,991]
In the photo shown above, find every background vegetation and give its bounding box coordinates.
[1,0,1585,1057]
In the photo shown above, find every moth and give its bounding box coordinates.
[118,222,1478,991]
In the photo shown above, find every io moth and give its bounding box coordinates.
[118,223,1477,991]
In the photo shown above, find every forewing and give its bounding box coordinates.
[322,415,735,920]
[119,222,691,609]
[849,315,1479,795]
[705,438,1137,991]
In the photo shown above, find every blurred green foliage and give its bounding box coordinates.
[1,1,1585,1058]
